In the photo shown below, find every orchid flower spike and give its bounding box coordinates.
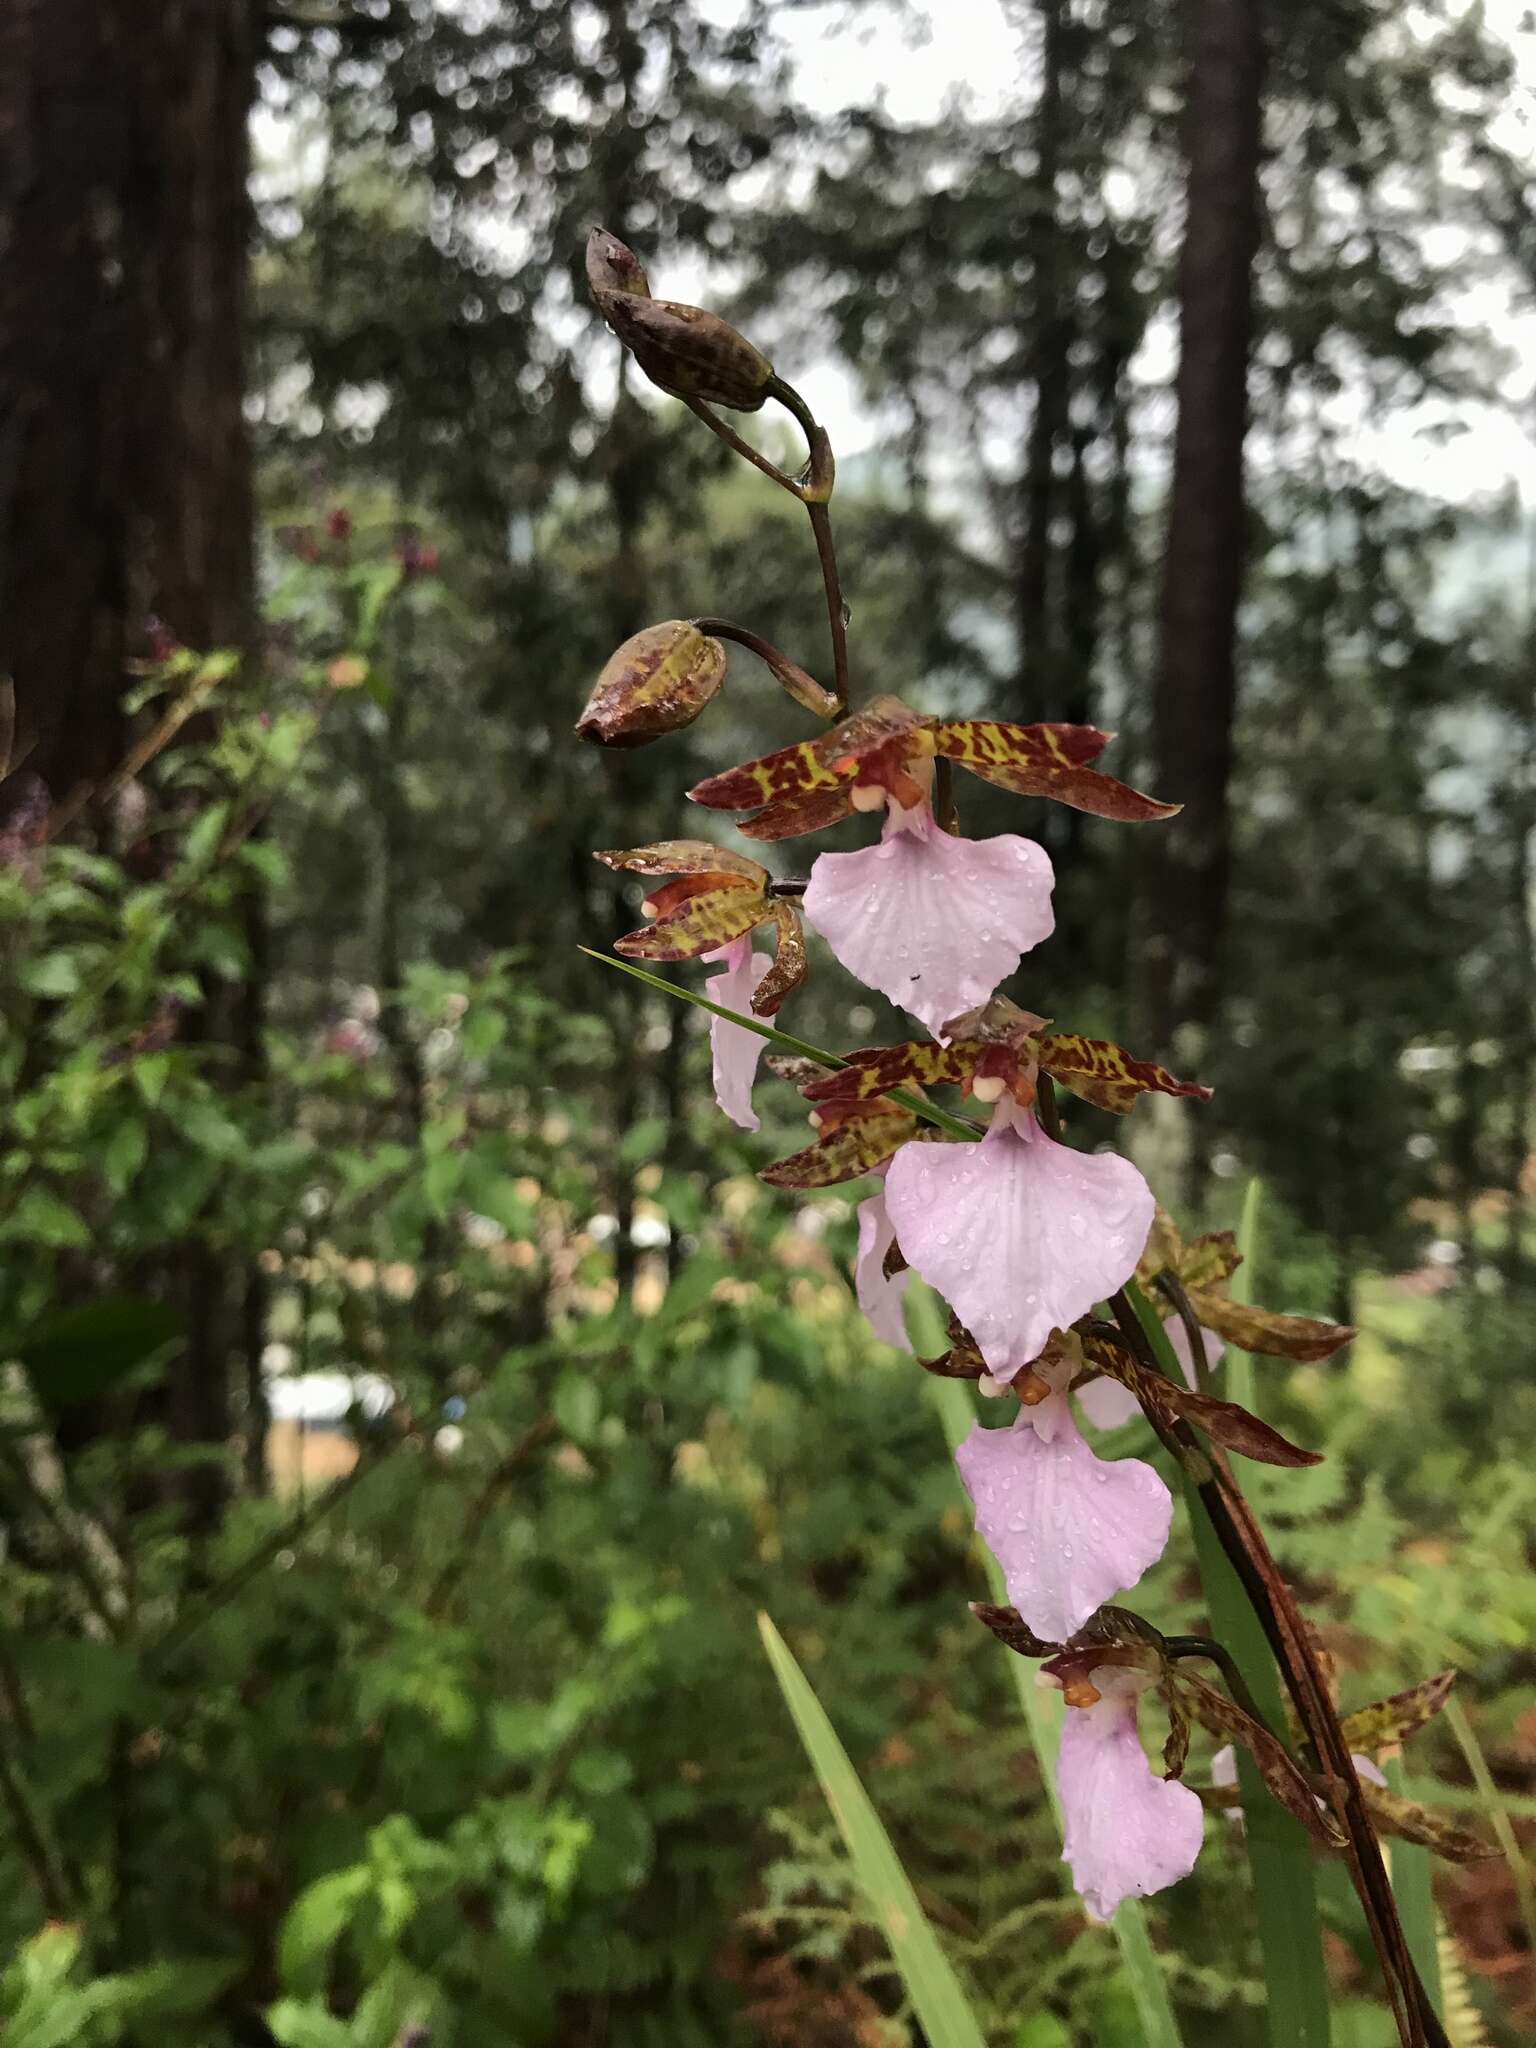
[884,1089,1156,1378]
[953,1343,1172,1639]
[1053,1662,1205,1920]
[704,937,771,1130]
[803,765,1054,1035]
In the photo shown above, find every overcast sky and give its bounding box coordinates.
[703,0,1536,510]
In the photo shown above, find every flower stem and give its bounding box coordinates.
[1164,1634,1283,1744]
[690,616,838,721]
[1111,1285,1447,2048]
[687,375,850,713]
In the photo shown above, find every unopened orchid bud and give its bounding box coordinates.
[577,621,727,747]
[585,226,651,302]
[598,292,775,413]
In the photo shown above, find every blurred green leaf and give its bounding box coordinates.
[15,1294,181,1410]
[277,1866,371,1996]
[758,1610,988,2048]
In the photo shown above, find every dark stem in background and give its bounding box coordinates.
[1108,1286,1447,2048]
[686,376,849,712]
[1155,1268,1212,1394]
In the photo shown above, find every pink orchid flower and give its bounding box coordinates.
[1077,1318,1225,1430]
[803,793,1054,1036]
[954,1349,1172,1639]
[704,937,771,1131]
[854,1173,911,1349]
[883,1091,1156,1380]
[1057,1665,1205,1921]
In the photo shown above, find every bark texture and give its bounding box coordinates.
[0,0,260,1519]
[1141,0,1266,1056]
[0,0,256,804]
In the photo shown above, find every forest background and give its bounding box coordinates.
[0,0,1533,2043]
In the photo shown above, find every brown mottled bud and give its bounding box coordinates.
[586,226,650,302]
[598,293,774,413]
[576,621,726,747]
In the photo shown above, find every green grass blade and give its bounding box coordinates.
[1444,1694,1536,1956]
[1226,1177,1263,1410]
[1129,1281,1332,2048]
[1385,1761,1441,2019]
[756,1609,989,2048]
[913,1284,1185,2048]
[578,946,978,1139]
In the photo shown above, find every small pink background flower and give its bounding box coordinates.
[803,801,1054,1034]
[1059,1670,1205,1920]
[705,937,771,1130]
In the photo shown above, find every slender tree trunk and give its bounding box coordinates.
[0,0,260,1524]
[1140,0,1266,1062]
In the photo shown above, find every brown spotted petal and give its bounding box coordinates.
[1177,1229,1242,1291]
[614,874,766,962]
[968,1602,1061,1659]
[688,696,928,836]
[1039,1032,1212,1117]
[1133,1208,1186,1290]
[932,719,1178,822]
[1168,1669,1345,1849]
[595,840,767,885]
[751,902,808,1017]
[802,1039,980,1107]
[598,292,774,411]
[1143,1373,1323,1468]
[1339,1672,1457,1754]
[1183,1287,1355,1363]
[1360,1786,1493,1864]
[578,621,727,747]
[759,1101,921,1189]
[921,1315,987,1380]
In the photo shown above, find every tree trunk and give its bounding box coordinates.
[0,0,260,1523]
[0,0,257,798]
[1140,0,1266,1061]
[1016,0,1069,720]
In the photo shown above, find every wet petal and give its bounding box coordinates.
[885,1111,1155,1380]
[1075,1377,1140,1430]
[803,803,1054,1034]
[705,938,771,1131]
[1059,1693,1204,1921]
[954,1410,1172,1641]
[855,1183,910,1349]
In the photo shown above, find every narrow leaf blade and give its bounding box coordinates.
[757,1610,989,2048]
